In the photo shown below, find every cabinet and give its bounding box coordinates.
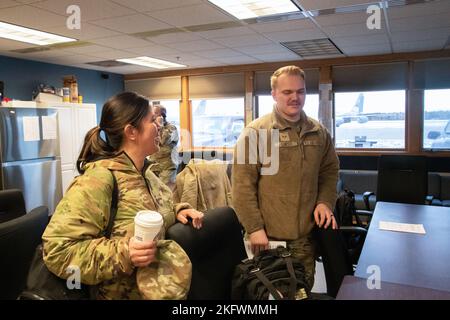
[37,102,97,194]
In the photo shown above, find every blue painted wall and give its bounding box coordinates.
[0,55,124,122]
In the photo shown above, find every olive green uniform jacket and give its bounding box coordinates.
[42,152,191,299]
[232,109,339,240]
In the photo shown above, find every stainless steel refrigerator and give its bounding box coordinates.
[0,107,62,215]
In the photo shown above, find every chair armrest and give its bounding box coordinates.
[355,210,373,217]
[362,191,375,211]
[339,226,368,236]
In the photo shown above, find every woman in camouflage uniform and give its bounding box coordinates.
[42,92,203,299]
[148,105,179,188]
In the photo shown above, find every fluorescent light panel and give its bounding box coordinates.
[0,21,76,46]
[116,56,186,69]
[208,0,299,19]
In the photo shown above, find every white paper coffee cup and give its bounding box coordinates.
[134,210,163,242]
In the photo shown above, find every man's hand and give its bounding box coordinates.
[249,229,269,255]
[177,208,204,229]
[313,203,337,229]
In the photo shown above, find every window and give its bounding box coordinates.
[191,98,245,147]
[423,89,450,150]
[334,90,406,149]
[151,99,180,133]
[257,94,319,120]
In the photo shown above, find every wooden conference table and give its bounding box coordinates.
[354,201,450,293]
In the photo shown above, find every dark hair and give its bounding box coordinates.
[76,92,150,173]
[154,105,167,125]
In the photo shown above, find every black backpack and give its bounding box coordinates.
[334,189,363,227]
[231,247,310,300]
[18,172,118,300]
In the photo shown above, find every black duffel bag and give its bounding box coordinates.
[231,246,310,300]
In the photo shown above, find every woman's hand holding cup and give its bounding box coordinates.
[129,237,157,267]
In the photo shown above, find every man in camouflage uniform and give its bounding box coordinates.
[148,105,179,188]
[43,152,193,299]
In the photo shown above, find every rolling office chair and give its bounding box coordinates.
[0,205,48,299]
[377,155,428,205]
[314,227,360,298]
[166,207,247,300]
[0,189,27,223]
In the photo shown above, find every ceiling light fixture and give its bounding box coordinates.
[0,21,76,46]
[207,0,300,19]
[116,56,186,69]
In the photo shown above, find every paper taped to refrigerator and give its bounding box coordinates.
[23,116,40,141]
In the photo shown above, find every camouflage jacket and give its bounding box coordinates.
[148,123,179,170]
[42,152,191,300]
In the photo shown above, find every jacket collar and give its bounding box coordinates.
[270,104,319,135]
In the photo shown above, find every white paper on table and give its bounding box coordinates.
[23,116,40,141]
[42,115,57,140]
[244,240,287,259]
[379,221,426,234]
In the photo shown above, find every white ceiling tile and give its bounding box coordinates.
[236,44,290,55]
[103,64,161,74]
[250,52,300,62]
[88,50,137,60]
[165,39,224,52]
[0,0,19,9]
[148,32,203,45]
[393,39,446,53]
[322,22,386,37]
[387,1,450,19]
[191,48,244,59]
[391,28,450,43]
[341,44,391,56]
[0,37,33,50]
[0,5,67,29]
[332,33,389,47]
[184,59,222,68]
[17,49,75,59]
[315,11,369,26]
[213,55,262,65]
[31,0,135,22]
[389,14,450,33]
[45,23,121,41]
[213,34,273,47]
[149,52,203,63]
[110,0,202,13]
[298,1,373,11]
[146,3,234,27]
[195,26,255,40]
[126,44,175,56]
[64,44,113,54]
[249,18,315,33]
[49,54,99,64]
[91,14,171,34]
[264,28,326,42]
[91,35,151,49]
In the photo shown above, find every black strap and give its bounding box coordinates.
[104,170,118,239]
[254,270,283,300]
[284,256,298,300]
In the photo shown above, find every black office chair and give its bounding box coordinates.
[377,155,428,205]
[0,205,48,299]
[166,207,247,300]
[0,189,27,223]
[314,227,360,298]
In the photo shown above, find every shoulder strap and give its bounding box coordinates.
[104,170,118,239]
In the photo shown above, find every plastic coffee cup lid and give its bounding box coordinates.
[135,210,163,227]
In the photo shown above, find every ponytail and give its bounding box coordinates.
[76,92,151,173]
[76,126,117,174]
